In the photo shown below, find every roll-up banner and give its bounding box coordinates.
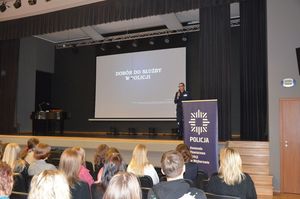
[182,99,218,176]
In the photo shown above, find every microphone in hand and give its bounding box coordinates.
[177,91,180,99]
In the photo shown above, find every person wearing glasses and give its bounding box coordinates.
[174,82,191,139]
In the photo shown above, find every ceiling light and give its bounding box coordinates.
[0,2,7,12]
[13,0,21,8]
[132,40,138,48]
[164,36,170,44]
[116,42,121,49]
[149,38,155,45]
[28,0,36,5]
[100,44,106,51]
[182,34,188,42]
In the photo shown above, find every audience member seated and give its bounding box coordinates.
[28,170,70,199]
[176,143,198,183]
[12,159,28,193]
[2,143,21,170]
[0,162,14,199]
[147,150,206,199]
[207,147,257,199]
[72,147,94,187]
[28,143,56,176]
[20,138,39,165]
[59,148,91,199]
[103,172,142,199]
[127,144,159,185]
[94,144,109,180]
[92,152,126,199]
[97,151,126,185]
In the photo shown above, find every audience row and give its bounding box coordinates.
[0,138,257,199]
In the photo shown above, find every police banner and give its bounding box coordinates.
[182,99,218,176]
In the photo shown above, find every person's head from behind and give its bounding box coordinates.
[59,148,81,187]
[71,147,86,166]
[129,144,149,176]
[219,147,245,185]
[0,162,13,196]
[161,150,185,180]
[176,143,192,163]
[2,143,21,169]
[34,143,51,160]
[104,147,120,162]
[103,172,141,199]
[28,170,70,199]
[27,138,40,151]
[102,152,125,188]
[94,144,109,165]
[178,82,185,92]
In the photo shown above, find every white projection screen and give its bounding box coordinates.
[94,47,186,120]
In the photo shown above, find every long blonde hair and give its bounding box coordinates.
[29,170,70,199]
[128,144,149,176]
[218,147,245,185]
[103,172,141,199]
[59,148,81,187]
[71,147,86,166]
[2,143,21,169]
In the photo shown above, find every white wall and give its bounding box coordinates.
[267,0,300,191]
[16,37,55,132]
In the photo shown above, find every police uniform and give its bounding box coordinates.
[174,90,191,138]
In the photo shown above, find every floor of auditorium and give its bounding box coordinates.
[272,193,300,199]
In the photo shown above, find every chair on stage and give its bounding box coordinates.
[205,192,240,199]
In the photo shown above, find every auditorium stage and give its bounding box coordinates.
[0,133,183,167]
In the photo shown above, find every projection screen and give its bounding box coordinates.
[94,47,186,121]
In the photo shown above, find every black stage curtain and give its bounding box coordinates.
[199,0,231,140]
[0,39,20,133]
[0,0,200,40]
[240,0,268,140]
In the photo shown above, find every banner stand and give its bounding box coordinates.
[182,99,218,176]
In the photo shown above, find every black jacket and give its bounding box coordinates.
[207,173,257,199]
[174,91,191,120]
[147,179,206,199]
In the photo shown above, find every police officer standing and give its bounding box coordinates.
[174,82,191,139]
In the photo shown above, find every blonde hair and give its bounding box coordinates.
[128,144,149,176]
[103,172,141,199]
[2,143,21,169]
[72,147,86,166]
[34,143,51,160]
[218,147,245,185]
[13,159,26,173]
[29,170,70,199]
[59,148,81,187]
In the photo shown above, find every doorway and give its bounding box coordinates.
[280,98,300,194]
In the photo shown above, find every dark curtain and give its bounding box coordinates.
[0,39,20,133]
[0,0,200,40]
[240,0,268,140]
[199,0,231,140]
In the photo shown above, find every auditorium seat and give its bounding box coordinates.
[139,176,153,199]
[205,192,240,199]
[10,191,28,199]
[195,170,209,190]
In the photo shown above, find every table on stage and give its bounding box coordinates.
[30,110,67,135]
